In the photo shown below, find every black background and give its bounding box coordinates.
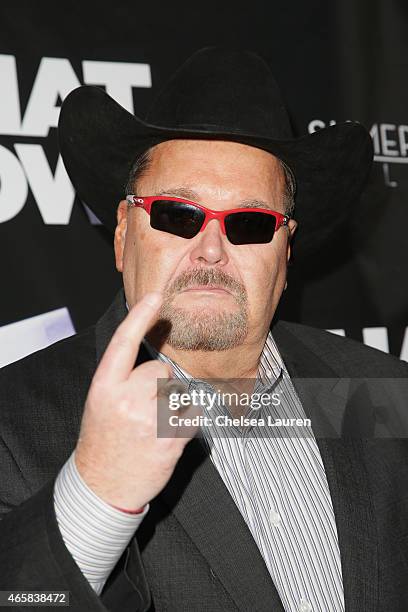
[0,0,407,358]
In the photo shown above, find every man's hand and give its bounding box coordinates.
[74,292,198,511]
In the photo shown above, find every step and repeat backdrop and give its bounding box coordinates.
[0,0,407,366]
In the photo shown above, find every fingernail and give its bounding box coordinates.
[144,291,163,307]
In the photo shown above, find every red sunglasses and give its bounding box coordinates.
[126,195,290,245]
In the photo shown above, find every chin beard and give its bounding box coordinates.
[151,302,249,351]
[146,267,249,351]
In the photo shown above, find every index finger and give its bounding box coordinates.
[94,292,163,384]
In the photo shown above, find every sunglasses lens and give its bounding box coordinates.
[150,200,205,238]
[225,212,277,245]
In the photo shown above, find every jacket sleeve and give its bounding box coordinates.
[0,437,152,612]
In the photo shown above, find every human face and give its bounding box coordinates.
[114,139,297,351]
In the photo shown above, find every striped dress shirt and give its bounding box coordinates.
[54,330,345,612]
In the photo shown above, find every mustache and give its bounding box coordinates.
[165,268,247,301]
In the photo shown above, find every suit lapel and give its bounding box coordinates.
[159,438,285,612]
[273,321,379,612]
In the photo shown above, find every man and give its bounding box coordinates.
[1,47,408,612]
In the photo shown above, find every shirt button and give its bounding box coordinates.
[269,509,282,526]
[298,599,312,612]
[266,369,273,378]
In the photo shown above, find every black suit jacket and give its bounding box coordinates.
[1,289,408,611]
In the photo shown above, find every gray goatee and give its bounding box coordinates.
[155,268,249,351]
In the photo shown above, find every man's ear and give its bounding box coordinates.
[286,218,297,263]
[114,200,128,272]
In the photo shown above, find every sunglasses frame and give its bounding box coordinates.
[126,195,290,244]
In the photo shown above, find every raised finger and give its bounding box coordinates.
[94,292,163,384]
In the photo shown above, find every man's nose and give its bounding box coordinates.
[189,218,229,266]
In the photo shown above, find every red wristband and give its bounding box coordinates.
[110,504,146,515]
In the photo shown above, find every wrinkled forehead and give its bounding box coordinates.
[136,139,286,192]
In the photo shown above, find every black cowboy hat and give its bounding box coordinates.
[58,46,373,257]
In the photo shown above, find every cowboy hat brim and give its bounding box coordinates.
[58,85,373,257]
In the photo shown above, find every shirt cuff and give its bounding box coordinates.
[53,451,149,595]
